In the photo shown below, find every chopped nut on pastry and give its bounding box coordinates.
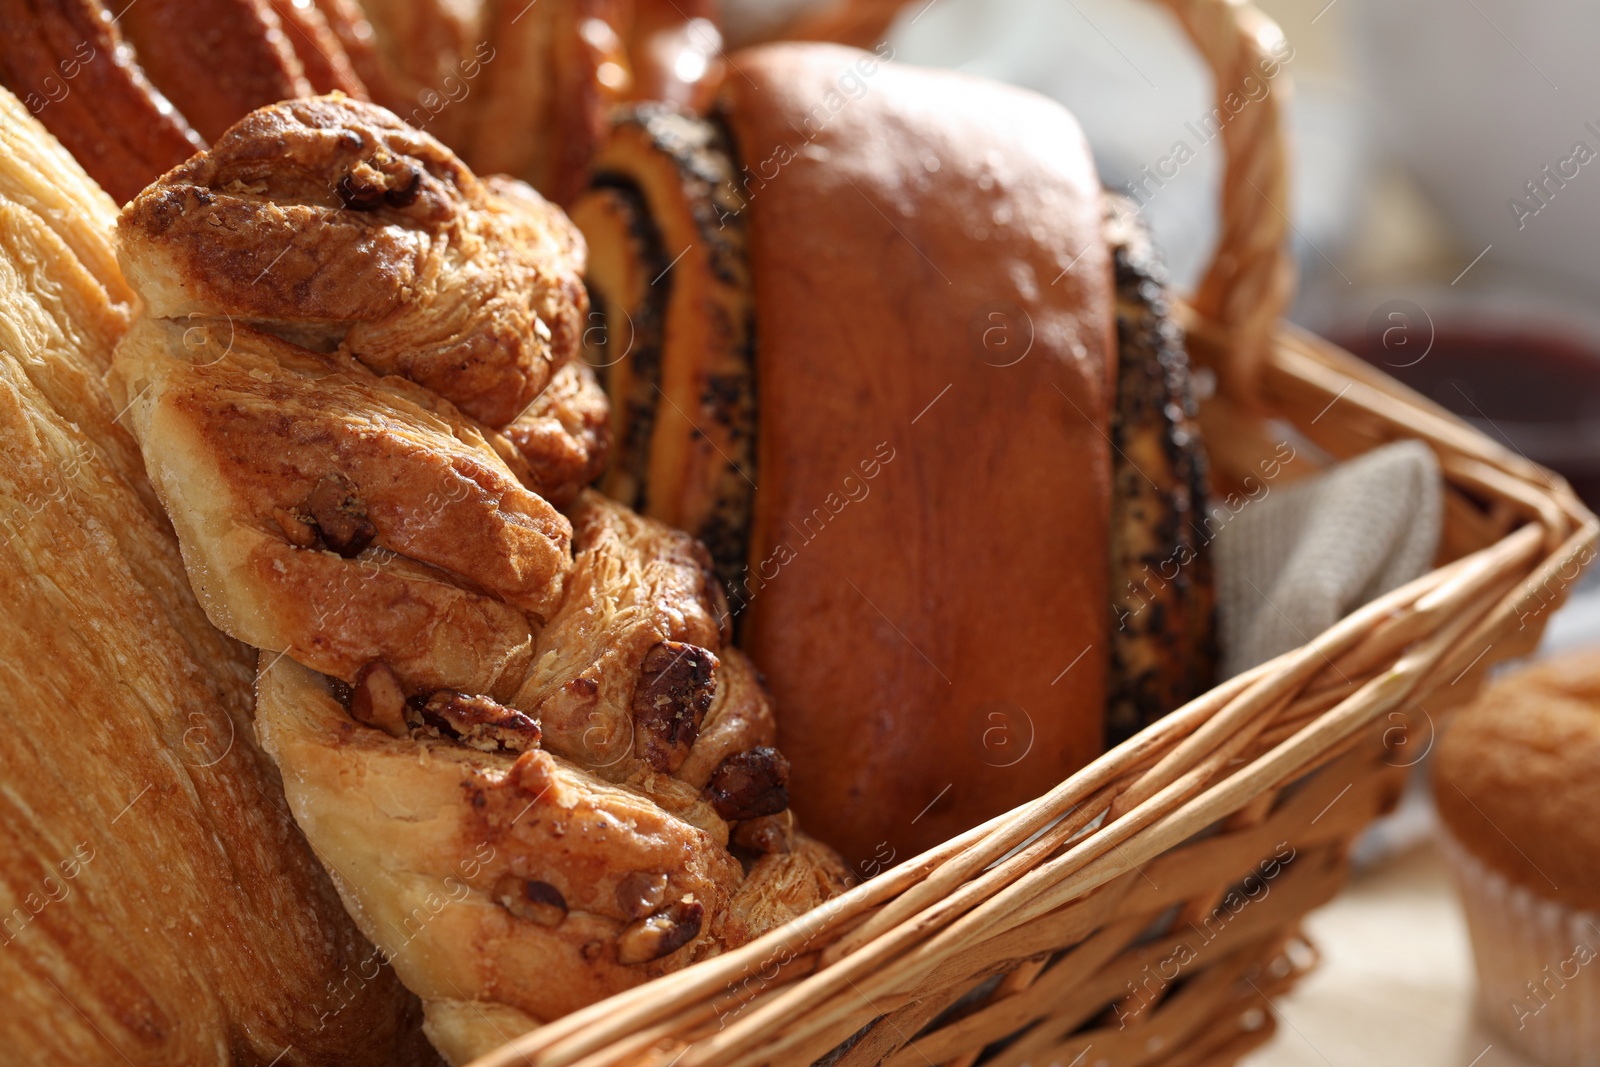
[111,315,566,698]
[117,93,588,428]
[511,491,728,771]
[255,656,747,1056]
[109,95,849,1065]
[256,650,849,1061]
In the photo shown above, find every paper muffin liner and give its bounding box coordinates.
[1440,830,1600,1067]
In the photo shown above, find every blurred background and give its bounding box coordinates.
[721,1,1600,1062]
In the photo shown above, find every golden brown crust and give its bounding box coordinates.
[268,0,370,96]
[0,0,205,204]
[504,359,612,509]
[1434,650,1600,912]
[0,86,432,1065]
[721,44,1115,868]
[313,0,399,106]
[512,491,725,772]
[627,0,721,111]
[259,637,843,1061]
[544,0,631,203]
[117,0,311,142]
[458,0,630,205]
[106,92,849,1061]
[730,831,855,940]
[354,0,489,149]
[116,94,587,428]
[1105,195,1216,743]
[255,657,743,1036]
[111,315,562,697]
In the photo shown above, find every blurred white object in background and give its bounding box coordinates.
[1353,0,1600,297]
[881,0,1367,293]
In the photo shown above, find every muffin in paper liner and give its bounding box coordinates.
[1441,830,1600,1066]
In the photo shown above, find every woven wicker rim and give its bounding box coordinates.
[468,3,1599,1065]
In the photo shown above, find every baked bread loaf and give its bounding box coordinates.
[110,94,849,1064]
[0,0,724,211]
[570,44,1215,868]
[0,0,206,203]
[0,84,433,1066]
[1104,195,1216,743]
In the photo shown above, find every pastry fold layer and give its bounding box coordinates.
[0,83,433,1065]
[259,653,850,1062]
[117,93,588,428]
[110,94,850,1064]
[111,315,567,696]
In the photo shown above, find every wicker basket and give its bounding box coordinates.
[470,2,1599,1064]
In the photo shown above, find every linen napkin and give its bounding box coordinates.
[1216,440,1443,678]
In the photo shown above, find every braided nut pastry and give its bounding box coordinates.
[118,92,587,428]
[0,83,434,1066]
[109,95,850,1064]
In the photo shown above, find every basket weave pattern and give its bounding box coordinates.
[472,2,1599,1064]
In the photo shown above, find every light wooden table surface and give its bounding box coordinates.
[1241,565,1600,1067]
[1240,838,1537,1067]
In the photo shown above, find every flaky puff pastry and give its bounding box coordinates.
[0,86,433,1065]
[117,93,587,428]
[257,513,848,1062]
[111,316,571,699]
[112,95,849,1064]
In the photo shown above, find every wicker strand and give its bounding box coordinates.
[473,475,1582,1067]
[469,0,1598,1061]
[654,520,1523,1067]
[1157,0,1294,407]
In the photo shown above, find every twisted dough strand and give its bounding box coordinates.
[109,94,850,1063]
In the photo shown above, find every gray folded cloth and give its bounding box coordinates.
[1216,440,1443,678]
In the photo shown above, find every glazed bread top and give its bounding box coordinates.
[1435,649,1600,911]
[722,43,1116,867]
